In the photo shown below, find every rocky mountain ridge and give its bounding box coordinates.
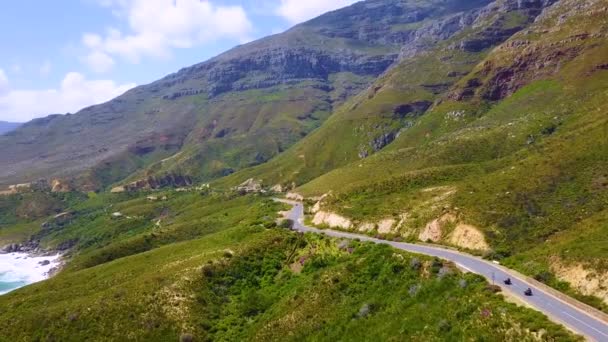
[217,0,562,189]
[0,0,580,194]
[4,0,477,191]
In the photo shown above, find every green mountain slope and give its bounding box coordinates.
[217,0,559,189]
[234,0,608,310]
[0,0,502,192]
[0,193,578,341]
[0,0,607,337]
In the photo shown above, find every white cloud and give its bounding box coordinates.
[84,50,115,73]
[83,0,253,72]
[0,71,136,122]
[276,0,358,24]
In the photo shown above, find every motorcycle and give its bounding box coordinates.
[503,278,512,285]
[524,288,533,296]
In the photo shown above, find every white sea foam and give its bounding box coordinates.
[0,253,61,295]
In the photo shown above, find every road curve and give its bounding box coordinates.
[278,199,608,341]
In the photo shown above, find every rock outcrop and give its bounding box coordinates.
[377,219,396,234]
[449,0,605,102]
[551,257,608,305]
[270,184,283,193]
[448,224,490,252]
[2,0,548,191]
[112,174,193,193]
[1,240,42,254]
[236,178,263,193]
[50,179,73,193]
[286,192,304,201]
[358,223,375,233]
[312,211,352,229]
[419,214,456,242]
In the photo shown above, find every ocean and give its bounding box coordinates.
[0,252,61,295]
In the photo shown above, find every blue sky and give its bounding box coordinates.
[0,0,357,122]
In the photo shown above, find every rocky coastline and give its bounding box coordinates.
[1,240,64,278]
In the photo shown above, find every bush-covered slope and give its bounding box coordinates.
[255,0,608,310]
[217,0,557,189]
[0,0,606,338]
[0,193,578,341]
[0,0,504,192]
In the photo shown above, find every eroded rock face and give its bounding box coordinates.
[0,178,74,195]
[419,214,456,242]
[116,174,194,192]
[448,224,490,251]
[270,184,283,193]
[286,192,304,201]
[358,223,375,232]
[51,179,73,193]
[312,211,352,229]
[196,47,398,98]
[311,201,322,214]
[378,219,396,234]
[0,179,51,195]
[393,101,433,118]
[237,178,263,193]
[311,193,330,213]
[418,214,490,251]
[551,257,608,305]
[398,0,558,60]
[450,0,605,102]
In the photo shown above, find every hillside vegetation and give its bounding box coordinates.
[0,192,578,341]
[218,0,556,189]
[222,0,608,311]
[0,0,607,339]
[0,0,501,192]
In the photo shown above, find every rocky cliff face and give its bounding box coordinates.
[219,0,561,189]
[110,174,193,193]
[0,0,564,192]
[449,0,605,101]
[152,0,501,101]
[3,0,456,191]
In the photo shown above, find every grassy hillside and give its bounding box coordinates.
[0,192,578,341]
[248,0,608,310]
[0,0,606,339]
[0,0,504,192]
[216,0,552,189]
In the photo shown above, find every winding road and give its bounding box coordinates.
[278,199,608,341]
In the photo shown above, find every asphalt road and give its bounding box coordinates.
[279,200,608,341]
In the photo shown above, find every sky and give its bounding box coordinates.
[0,0,358,123]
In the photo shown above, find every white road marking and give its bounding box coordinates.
[277,199,608,340]
[562,311,608,338]
[455,263,474,273]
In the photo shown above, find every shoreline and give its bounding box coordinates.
[0,249,63,295]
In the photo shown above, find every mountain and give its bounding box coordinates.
[220,0,608,309]
[0,0,607,339]
[219,0,560,188]
[0,121,21,135]
[0,0,500,192]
